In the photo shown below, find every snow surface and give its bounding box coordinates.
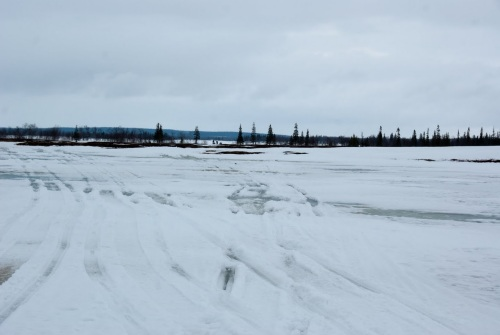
[0,143,499,335]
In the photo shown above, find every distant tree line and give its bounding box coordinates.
[234,123,500,147]
[0,124,174,144]
[1,123,499,147]
[359,125,500,147]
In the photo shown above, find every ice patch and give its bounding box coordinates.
[360,208,500,223]
[228,183,286,215]
[0,172,26,180]
[326,202,500,223]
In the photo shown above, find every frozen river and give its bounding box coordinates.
[1,143,499,334]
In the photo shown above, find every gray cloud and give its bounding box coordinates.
[1,0,499,136]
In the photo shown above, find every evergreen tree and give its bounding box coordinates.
[236,124,244,145]
[348,134,359,147]
[292,123,299,146]
[310,135,317,146]
[431,130,437,146]
[250,122,257,144]
[395,128,401,147]
[418,132,424,146]
[435,125,441,146]
[305,130,310,147]
[193,126,200,144]
[442,132,451,146]
[72,126,81,142]
[299,131,305,146]
[154,123,164,143]
[154,123,159,142]
[376,126,383,146]
[266,125,274,146]
[411,130,417,146]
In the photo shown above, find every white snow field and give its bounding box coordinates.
[0,142,499,335]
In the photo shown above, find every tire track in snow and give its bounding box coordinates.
[223,169,456,334]
[292,230,464,335]
[277,230,463,335]
[349,232,466,335]
[185,161,366,332]
[0,159,57,259]
[46,170,74,193]
[0,168,82,325]
[0,156,45,242]
[225,249,281,288]
[82,164,204,332]
[139,205,191,281]
[83,200,149,335]
[0,182,41,247]
[0,149,43,253]
[78,159,152,334]
[111,192,200,308]
[131,182,265,333]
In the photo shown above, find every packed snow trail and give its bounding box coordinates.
[1,143,500,334]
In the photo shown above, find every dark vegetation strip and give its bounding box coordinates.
[417,158,500,163]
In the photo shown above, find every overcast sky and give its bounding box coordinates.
[1,0,499,136]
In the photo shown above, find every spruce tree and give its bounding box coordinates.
[395,128,401,147]
[443,133,451,146]
[153,123,159,142]
[154,123,164,143]
[348,134,359,147]
[411,130,417,146]
[292,123,299,146]
[236,124,244,146]
[250,122,257,145]
[194,126,200,144]
[436,125,441,146]
[266,125,274,146]
[305,130,310,147]
[376,126,383,146]
[72,126,81,142]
